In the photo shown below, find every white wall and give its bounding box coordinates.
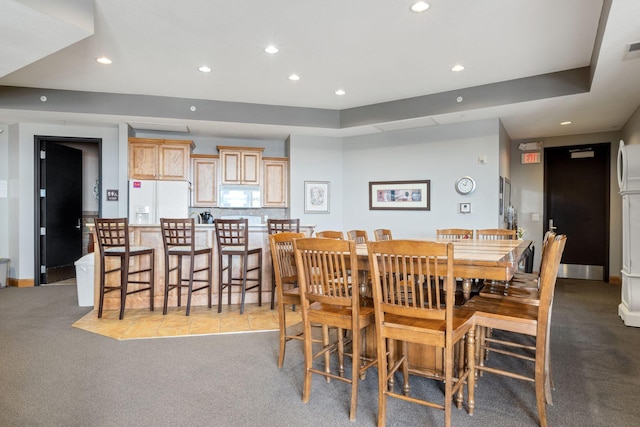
[0,124,8,259]
[289,135,344,232]
[511,131,622,277]
[340,119,501,238]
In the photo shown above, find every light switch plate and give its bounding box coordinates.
[459,203,471,214]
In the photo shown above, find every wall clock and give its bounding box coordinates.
[455,176,476,195]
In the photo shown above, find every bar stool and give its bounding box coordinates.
[94,218,154,320]
[267,218,300,309]
[214,218,263,314]
[160,218,213,316]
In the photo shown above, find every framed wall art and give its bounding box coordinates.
[304,181,330,213]
[369,180,430,210]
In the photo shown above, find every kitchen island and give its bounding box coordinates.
[93,223,315,312]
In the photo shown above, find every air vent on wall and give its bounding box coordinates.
[623,41,640,61]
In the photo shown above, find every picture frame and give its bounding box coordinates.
[304,181,330,213]
[369,180,430,210]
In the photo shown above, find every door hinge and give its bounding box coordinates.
[40,265,46,274]
[40,227,46,236]
[40,189,46,198]
[40,150,46,160]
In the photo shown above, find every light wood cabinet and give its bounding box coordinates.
[129,138,192,180]
[218,146,264,185]
[262,157,288,207]
[191,155,219,207]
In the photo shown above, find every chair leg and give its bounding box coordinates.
[98,258,106,319]
[378,335,389,427]
[349,327,359,421]
[467,327,476,416]
[186,255,194,316]
[240,255,247,315]
[207,251,213,309]
[302,319,313,404]
[277,303,287,369]
[148,251,154,312]
[163,253,171,315]
[322,325,331,382]
[119,256,128,320]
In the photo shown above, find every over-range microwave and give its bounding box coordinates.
[219,185,261,208]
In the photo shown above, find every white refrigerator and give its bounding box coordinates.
[128,180,190,224]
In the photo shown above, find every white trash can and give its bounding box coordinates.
[74,254,95,307]
[0,258,9,288]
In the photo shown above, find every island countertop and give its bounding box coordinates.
[93,223,315,311]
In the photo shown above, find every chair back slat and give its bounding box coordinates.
[373,228,393,241]
[269,232,306,284]
[160,218,196,253]
[436,228,473,239]
[368,240,454,322]
[347,230,369,244]
[294,238,357,308]
[267,218,300,234]
[316,230,344,240]
[95,218,130,250]
[475,228,516,240]
[214,218,249,249]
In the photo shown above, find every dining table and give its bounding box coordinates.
[356,237,534,302]
[355,237,535,373]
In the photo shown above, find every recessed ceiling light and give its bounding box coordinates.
[451,64,465,72]
[411,2,430,13]
[198,65,212,73]
[335,89,346,96]
[560,121,572,126]
[96,57,112,65]
[288,74,300,81]
[265,45,279,54]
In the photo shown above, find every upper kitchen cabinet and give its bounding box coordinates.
[262,157,288,207]
[218,146,264,185]
[129,138,193,180]
[191,155,219,207]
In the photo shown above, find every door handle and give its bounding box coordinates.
[76,218,82,230]
[548,219,557,232]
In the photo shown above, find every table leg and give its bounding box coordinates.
[462,278,472,302]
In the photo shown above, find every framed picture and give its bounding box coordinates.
[304,181,330,213]
[369,180,430,210]
[504,177,511,207]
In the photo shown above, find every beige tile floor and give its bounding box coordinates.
[72,303,302,340]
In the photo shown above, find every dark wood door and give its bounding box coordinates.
[39,141,83,284]
[544,143,610,281]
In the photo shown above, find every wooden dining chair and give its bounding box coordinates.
[315,230,344,239]
[347,229,369,244]
[462,234,567,427]
[475,228,516,240]
[214,218,263,314]
[436,228,473,239]
[267,218,301,309]
[481,231,556,299]
[293,237,376,421]
[373,228,393,241]
[94,218,154,320]
[367,239,475,427]
[160,218,213,316]
[268,231,307,368]
[267,218,300,234]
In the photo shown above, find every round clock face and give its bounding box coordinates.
[455,176,476,195]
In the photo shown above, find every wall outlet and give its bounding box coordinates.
[459,203,471,214]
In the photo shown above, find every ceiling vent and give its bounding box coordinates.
[623,41,640,61]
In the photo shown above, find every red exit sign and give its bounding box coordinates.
[521,152,541,164]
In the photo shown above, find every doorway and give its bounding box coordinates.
[544,142,610,281]
[34,136,101,286]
